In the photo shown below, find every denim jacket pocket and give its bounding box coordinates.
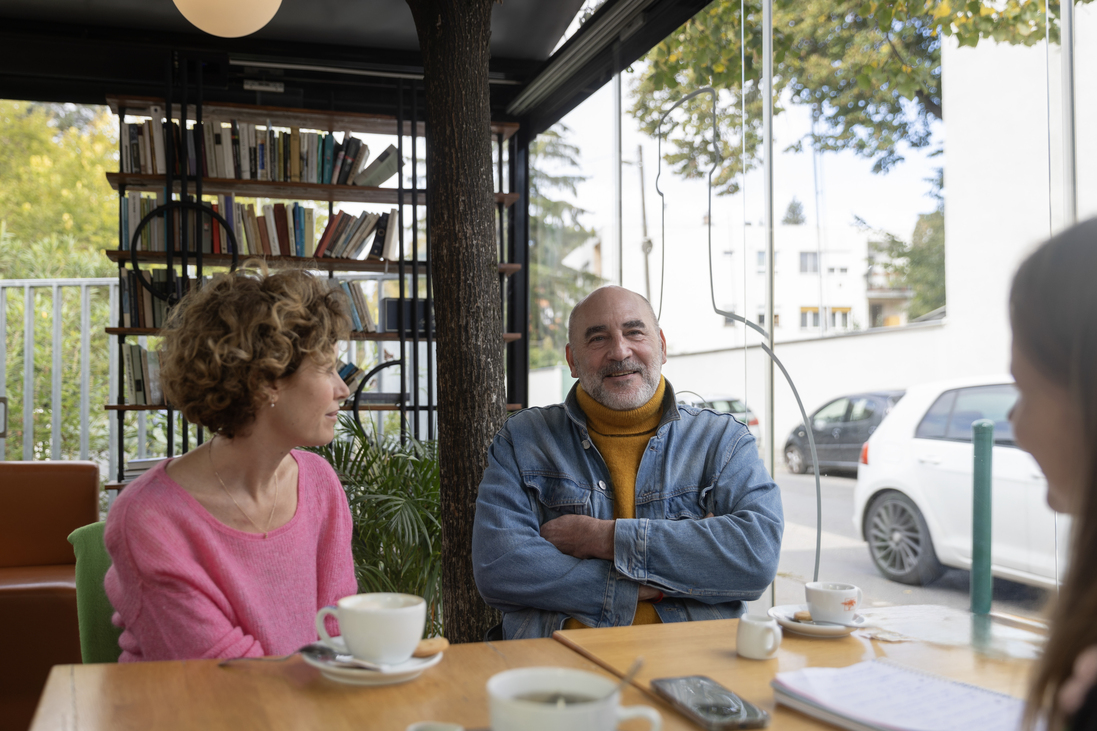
[651,484,708,521]
[523,473,593,521]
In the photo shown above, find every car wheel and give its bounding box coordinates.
[784,445,806,474]
[866,491,944,585]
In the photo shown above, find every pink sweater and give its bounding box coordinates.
[104,449,358,662]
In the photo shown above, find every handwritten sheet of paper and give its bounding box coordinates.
[773,659,1034,731]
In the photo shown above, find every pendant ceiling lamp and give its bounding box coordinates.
[172,0,282,38]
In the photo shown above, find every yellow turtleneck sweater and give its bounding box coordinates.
[563,376,666,629]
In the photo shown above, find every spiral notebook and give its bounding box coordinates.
[772,659,1036,731]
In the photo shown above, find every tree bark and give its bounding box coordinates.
[405,0,505,644]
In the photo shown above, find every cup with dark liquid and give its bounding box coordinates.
[487,667,662,731]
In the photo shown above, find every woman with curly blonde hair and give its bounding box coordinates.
[104,263,357,661]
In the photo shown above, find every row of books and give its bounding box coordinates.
[120,191,402,263]
[119,112,401,188]
[330,280,376,333]
[122,192,318,258]
[124,343,164,406]
[315,208,399,260]
[119,268,197,329]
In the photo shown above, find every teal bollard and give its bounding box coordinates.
[971,419,994,615]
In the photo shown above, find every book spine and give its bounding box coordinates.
[149,106,166,175]
[211,203,221,254]
[294,204,305,257]
[340,282,363,331]
[265,204,281,256]
[331,138,347,185]
[357,283,375,332]
[367,214,388,260]
[257,128,267,181]
[313,212,342,258]
[381,207,400,260]
[187,124,198,176]
[147,351,163,406]
[140,346,152,405]
[123,343,136,404]
[230,120,241,179]
[119,271,130,328]
[241,123,252,180]
[304,208,315,257]
[130,344,146,405]
[290,127,301,182]
[322,133,334,184]
[128,124,141,174]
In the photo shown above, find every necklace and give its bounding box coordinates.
[210,437,280,538]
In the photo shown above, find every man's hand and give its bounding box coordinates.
[540,515,615,560]
[637,585,662,601]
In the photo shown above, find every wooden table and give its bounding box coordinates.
[29,638,691,731]
[553,606,1044,730]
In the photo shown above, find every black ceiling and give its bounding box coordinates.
[0,0,583,62]
[0,0,582,119]
[0,0,709,132]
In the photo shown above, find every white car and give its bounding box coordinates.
[677,394,762,450]
[853,375,1069,589]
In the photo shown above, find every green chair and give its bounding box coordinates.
[67,522,123,663]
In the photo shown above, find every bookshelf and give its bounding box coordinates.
[106,172,520,208]
[105,76,524,482]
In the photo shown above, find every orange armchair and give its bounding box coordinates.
[0,461,99,731]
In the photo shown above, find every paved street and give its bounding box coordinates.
[747,470,1051,619]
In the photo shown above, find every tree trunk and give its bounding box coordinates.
[406,0,505,644]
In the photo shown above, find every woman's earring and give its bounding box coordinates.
[270,401,275,408]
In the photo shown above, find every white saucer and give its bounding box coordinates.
[768,604,866,638]
[302,637,443,686]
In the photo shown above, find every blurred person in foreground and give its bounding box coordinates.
[104,263,357,661]
[472,285,783,639]
[1013,218,1097,731]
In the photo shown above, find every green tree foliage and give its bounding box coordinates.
[1,100,119,463]
[0,228,115,462]
[867,169,945,319]
[630,0,1076,194]
[782,197,807,224]
[529,126,604,368]
[0,100,118,253]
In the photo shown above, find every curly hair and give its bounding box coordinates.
[158,261,350,438]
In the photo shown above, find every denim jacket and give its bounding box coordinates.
[472,380,784,639]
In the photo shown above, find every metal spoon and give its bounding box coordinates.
[220,642,395,671]
[607,656,644,699]
[298,642,398,672]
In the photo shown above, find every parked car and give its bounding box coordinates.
[783,390,905,474]
[677,394,761,449]
[853,375,1068,589]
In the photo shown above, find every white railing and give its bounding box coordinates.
[0,278,120,479]
[0,273,429,479]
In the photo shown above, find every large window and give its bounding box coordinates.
[526,0,1082,620]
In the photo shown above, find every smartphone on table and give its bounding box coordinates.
[650,675,769,730]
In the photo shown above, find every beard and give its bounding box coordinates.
[579,357,661,411]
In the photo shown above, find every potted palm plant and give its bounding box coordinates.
[309,415,443,637]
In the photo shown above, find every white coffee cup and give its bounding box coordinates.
[805,582,863,625]
[487,667,662,731]
[315,592,426,665]
[736,614,782,660]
